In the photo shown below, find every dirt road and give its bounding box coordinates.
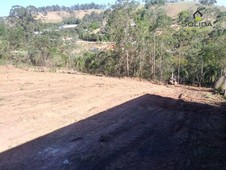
[0,66,225,169]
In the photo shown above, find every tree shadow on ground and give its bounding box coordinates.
[0,94,226,170]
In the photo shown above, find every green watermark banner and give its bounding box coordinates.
[181,9,213,28]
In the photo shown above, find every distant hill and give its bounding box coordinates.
[36,9,103,23]
[164,2,199,18]
[34,2,226,23]
[164,2,226,18]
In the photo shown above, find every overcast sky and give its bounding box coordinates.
[0,0,226,17]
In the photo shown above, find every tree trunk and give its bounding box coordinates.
[224,69,226,97]
[139,48,144,79]
[160,42,163,81]
[215,68,226,96]
[178,55,180,83]
[126,50,129,76]
[178,43,181,84]
[124,18,130,77]
[200,59,204,87]
[153,34,156,80]
[224,81,226,97]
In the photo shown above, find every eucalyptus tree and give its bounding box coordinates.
[145,0,166,8]
[8,6,38,35]
[199,0,217,5]
[107,0,139,76]
[8,5,40,57]
[0,21,9,61]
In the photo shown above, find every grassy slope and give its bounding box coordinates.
[36,9,103,23]
[164,2,200,18]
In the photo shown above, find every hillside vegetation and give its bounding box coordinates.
[0,0,226,94]
[164,1,226,18]
[34,2,226,23]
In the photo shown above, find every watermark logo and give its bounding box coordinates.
[182,9,213,28]
[193,10,203,22]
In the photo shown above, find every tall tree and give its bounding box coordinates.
[145,0,166,8]
[107,0,138,76]
[199,0,217,5]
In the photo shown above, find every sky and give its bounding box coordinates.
[0,0,114,16]
[0,0,226,17]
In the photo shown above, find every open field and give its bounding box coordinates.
[0,66,225,169]
[36,9,103,23]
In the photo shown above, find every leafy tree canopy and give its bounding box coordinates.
[199,0,217,5]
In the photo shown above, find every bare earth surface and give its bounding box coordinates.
[0,66,225,170]
[36,9,103,23]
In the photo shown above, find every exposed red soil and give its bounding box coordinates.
[0,65,225,169]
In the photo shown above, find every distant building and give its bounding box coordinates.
[33,31,42,35]
[59,24,77,29]
[166,0,199,3]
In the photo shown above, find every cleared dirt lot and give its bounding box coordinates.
[0,66,225,169]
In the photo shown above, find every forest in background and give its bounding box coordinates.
[0,0,226,90]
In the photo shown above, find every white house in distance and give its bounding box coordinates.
[166,0,199,2]
[59,24,77,29]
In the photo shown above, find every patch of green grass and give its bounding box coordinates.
[204,93,213,99]
[195,17,203,22]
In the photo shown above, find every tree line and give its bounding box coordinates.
[145,0,217,5]
[0,0,226,90]
[76,0,226,88]
[9,3,106,16]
